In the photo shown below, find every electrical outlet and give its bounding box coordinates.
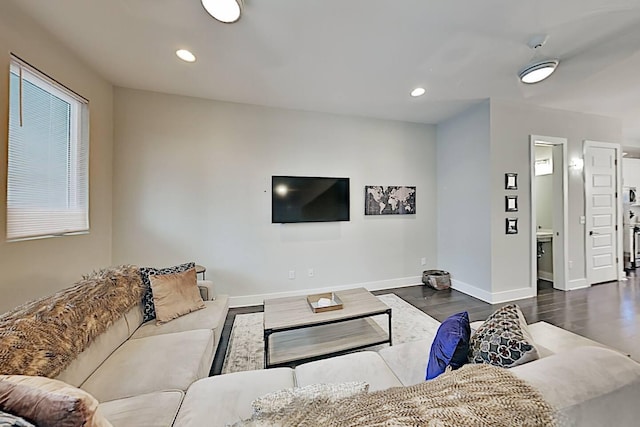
[579,216,586,225]
[568,261,573,269]
[288,270,295,280]
[421,257,427,266]
[308,268,314,278]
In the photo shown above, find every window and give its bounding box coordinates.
[7,55,89,241]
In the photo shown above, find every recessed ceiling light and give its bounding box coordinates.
[201,0,243,23]
[623,152,629,156]
[410,87,426,97]
[518,60,559,84]
[176,49,196,63]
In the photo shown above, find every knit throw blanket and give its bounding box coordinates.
[0,265,145,378]
[235,364,558,427]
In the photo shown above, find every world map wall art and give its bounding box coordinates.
[365,186,416,215]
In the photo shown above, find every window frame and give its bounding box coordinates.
[6,54,90,242]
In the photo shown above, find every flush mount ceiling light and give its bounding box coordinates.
[410,87,426,97]
[518,59,559,84]
[201,0,243,23]
[176,49,196,62]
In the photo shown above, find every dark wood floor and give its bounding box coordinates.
[210,274,640,375]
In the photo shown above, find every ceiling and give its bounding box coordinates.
[10,0,640,144]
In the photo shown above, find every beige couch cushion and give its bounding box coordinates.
[294,351,402,391]
[81,330,213,402]
[56,316,130,387]
[527,321,620,355]
[130,297,229,346]
[99,391,184,427]
[378,339,431,386]
[173,368,295,427]
[124,305,145,337]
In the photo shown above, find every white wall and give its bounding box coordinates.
[112,88,437,305]
[435,99,621,302]
[490,100,622,294]
[623,158,640,189]
[436,101,492,296]
[0,2,113,313]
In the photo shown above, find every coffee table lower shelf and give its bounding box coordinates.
[265,317,390,368]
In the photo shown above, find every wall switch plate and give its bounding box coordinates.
[421,257,427,266]
[568,261,573,269]
[288,270,295,279]
[579,216,586,224]
[308,268,314,277]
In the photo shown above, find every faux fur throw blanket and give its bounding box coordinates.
[235,364,558,427]
[0,265,145,378]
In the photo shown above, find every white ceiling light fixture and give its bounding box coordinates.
[201,0,243,23]
[176,49,196,62]
[518,35,559,84]
[518,59,559,84]
[410,87,426,97]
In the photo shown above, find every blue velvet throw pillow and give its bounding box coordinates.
[425,311,471,380]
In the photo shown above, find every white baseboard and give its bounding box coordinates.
[567,278,589,290]
[451,279,536,304]
[537,270,554,283]
[450,279,493,303]
[490,287,537,304]
[228,276,422,307]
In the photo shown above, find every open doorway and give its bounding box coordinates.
[530,135,568,291]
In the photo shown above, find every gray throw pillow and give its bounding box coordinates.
[468,304,539,368]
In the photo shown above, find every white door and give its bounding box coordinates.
[585,143,619,284]
[551,143,568,290]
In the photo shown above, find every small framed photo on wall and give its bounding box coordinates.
[505,173,518,190]
[505,195,518,212]
[506,218,518,234]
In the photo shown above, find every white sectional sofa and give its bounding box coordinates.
[4,271,640,426]
[171,321,640,427]
[56,280,230,426]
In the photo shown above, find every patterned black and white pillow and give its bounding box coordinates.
[468,304,539,368]
[0,411,35,427]
[140,262,195,322]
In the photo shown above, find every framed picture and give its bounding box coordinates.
[364,186,416,215]
[505,195,518,212]
[506,218,518,234]
[505,173,518,190]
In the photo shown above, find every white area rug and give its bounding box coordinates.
[221,293,441,374]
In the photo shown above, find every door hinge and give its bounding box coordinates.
[616,257,619,264]
[616,225,618,231]
[615,159,618,166]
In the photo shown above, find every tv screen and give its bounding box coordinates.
[272,176,350,223]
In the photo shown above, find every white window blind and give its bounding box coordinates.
[7,55,90,241]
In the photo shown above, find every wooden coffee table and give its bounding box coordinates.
[263,287,392,368]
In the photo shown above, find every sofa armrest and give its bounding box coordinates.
[511,346,640,426]
[197,280,215,301]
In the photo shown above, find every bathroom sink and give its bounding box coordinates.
[537,229,553,243]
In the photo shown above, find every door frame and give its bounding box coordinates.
[530,135,569,291]
[583,140,624,284]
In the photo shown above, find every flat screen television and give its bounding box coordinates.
[272,176,350,223]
